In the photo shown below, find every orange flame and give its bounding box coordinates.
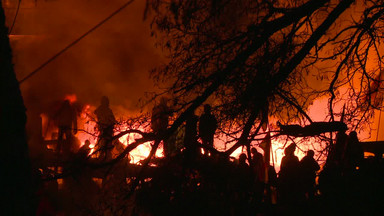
[64,94,77,104]
[75,104,163,163]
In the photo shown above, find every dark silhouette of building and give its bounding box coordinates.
[198,104,217,155]
[95,96,116,160]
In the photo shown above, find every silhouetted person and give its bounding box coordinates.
[327,130,348,168]
[280,144,300,175]
[278,143,301,205]
[151,97,172,157]
[344,131,364,171]
[319,130,348,203]
[77,140,91,160]
[237,153,250,180]
[300,150,320,199]
[235,153,251,213]
[184,112,200,161]
[238,153,248,168]
[251,147,265,205]
[251,147,264,181]
[55,100,77,157]
[71,140,91,179]
[95,96,116,160]
[198,104,217,155]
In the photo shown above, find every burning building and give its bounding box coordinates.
[4,0,384,215]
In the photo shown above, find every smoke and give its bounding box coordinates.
[6,0,163,115]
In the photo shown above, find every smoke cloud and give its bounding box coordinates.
[6,0,163,115]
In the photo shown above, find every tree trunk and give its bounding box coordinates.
[0,2,33,215]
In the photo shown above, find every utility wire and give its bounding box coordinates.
[9,0,22,34]
[19,0,135,84]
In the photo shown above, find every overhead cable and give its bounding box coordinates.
[19,0,135,84]
[9,0,22,34]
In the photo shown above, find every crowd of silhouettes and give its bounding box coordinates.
[33,95,384,215]
[150,99,219,158]
[276,143,322,214]
[324,130,364,176]
[276,130,366,212]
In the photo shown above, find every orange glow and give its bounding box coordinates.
[41,101,163,164]
[76,105,163,164]
[75,103,163,163]
[64,94,77,104]
[115,124,164,163]
[39,95,347,171]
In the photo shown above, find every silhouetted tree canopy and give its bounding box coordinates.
[144,0,384,154]
[5,0,384,214]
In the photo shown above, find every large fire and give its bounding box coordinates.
[40,96,162,165]
[39,94,349,172]
[40,94,260,165]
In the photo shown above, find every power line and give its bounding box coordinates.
[9,0,22,34]
[19,0,135,84]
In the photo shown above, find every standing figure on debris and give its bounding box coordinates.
[55,100,77,157]
[198,104,217,155]
[278,143,301,205]
[95,96,116,160]
[151,97,172,157]
[300,150,320,199]
[184,112,200,161]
